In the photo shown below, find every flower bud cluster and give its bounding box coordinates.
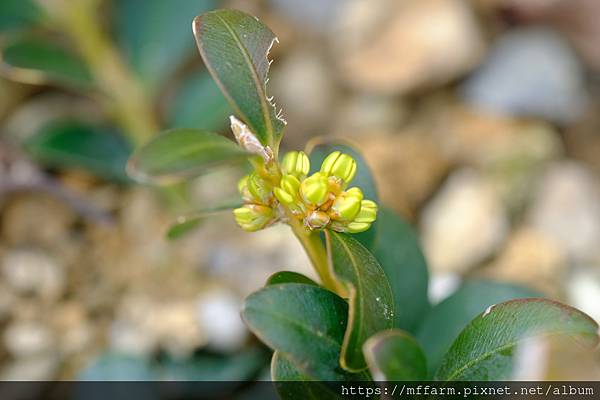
[233,150,377,233]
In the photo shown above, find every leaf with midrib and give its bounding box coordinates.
[325,231,394,372]
[166,197,243,240]
[266,271,318,287]
[127,128,249,184]
[435,298,599,381]
[193,9,285,149]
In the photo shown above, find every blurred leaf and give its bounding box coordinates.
[168,71,233,132]
[363,330,427,381]
[242,283,366,380]
[415,280,541,377]
[79,352,156,380]
[308,141,379,249]
[266,271,318,287]
[0,0,43,32]
[127,128,249,184]
[166,196,243,239]
[324,231,394,372]
[370,207,429,333]
[272,352,341,400]
[435,298,599,380]
[114,0,216,92]
[1,36,93,88]
[25,120,132,182]
[193,9,286,149]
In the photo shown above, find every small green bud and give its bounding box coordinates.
[233,205,274,232]
[274,187,294,205]
[237,175,252,202]
[300,172,330,206]
[282,151,310,178]
[346,222,371,233]
[280,174,301,196]
[354,200,377,223]
[247,172,273,205]
[320,151,357,185]
[330,187,363,221]
[305,210,330,230]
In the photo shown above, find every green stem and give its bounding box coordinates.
[288,216,338,293]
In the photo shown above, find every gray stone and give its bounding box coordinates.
[196,290,248,353]
[1,249,65,300]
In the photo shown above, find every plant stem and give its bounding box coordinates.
[38,0,158,146]
[288,216,338,293]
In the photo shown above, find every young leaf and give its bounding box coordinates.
[127,128,249,184]
[308,141,379,249]
[242,283,365,381]
[272,352,341,400]
[1,36,93,88]
[24,120,132,182]
[266,271,318,287]
[435,298,599,381]
[325,231,394,372]
[193,9,286,150]
[363,330,427,381]
[416,280,540,377]
[371,207,429,333]
[166,197,243,240]
[0,0,43,32]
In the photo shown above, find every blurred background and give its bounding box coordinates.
[1,0,600,387]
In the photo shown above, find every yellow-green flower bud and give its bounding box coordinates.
[280,174,300,196]
[233,205,274,232]
[237,175,252,202]
[330,187,363,221]
[354,200,377,223]
[282,151,310,178]
[305,210,330,230]
[300,172,329,206]
[247,172,272,205]
[320,151,357,185]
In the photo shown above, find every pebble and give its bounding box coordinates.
[566,268,600,324]
[4,321,54,358]
[196,290,248,353]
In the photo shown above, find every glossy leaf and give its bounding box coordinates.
[1,36,93,88]
[325,231,394,372]
[371,207,429,332]
[363,330,427,381]
[0,0,43,32]
[266,271,318,287]
[127,128,249,184]
[308,141,378,248]
[242,283,365,380]
[193,9,286,149]
[115,0,216,92]
[416,280,540,377]
[436,298,599,381]
[166,197,243,240]
[24,120,132,182]
[168,71,233,132]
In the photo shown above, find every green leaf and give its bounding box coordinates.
[308,141,379,248]
[272,352,340,400]
[363,329,427,381]
[1,36,93,88]
[166,197,243,240]
[168,71,233,132]
[242,283,365,380]
[24,120,132,182]
[371,207,429,333]
[266,271,318,287]
[127,128,249,184]
[416,280,541,377]
[436,298,599,381]
[193,9,286,149]
[0,0,43,32]
[115,0,216,92]
[325,231,394,372]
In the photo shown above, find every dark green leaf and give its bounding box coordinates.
[166,197,243,240]
[325,231,394,372]
[272,352,341,400]
[115,0,216,92]
[242,283,365,380]
[363,329,427,381]
[0,0,43,32]
[371,207,429,332]
[127,128,249,184]
[266,271,318,287]
[1,36,93,88]
[416,280,541,377]
[193,9,286,149]
[168,71,233,132]
[436,298,599,380]
[308,141,378,249]
[24,120,132,182]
